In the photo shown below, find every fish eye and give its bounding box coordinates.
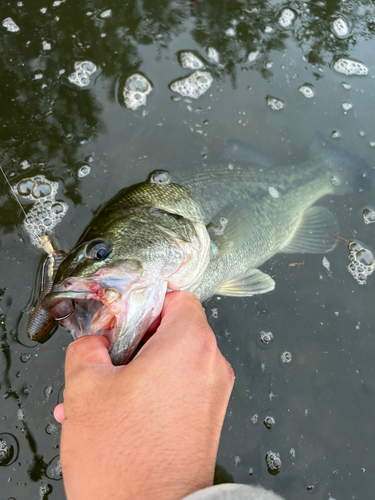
[87,240,111,261]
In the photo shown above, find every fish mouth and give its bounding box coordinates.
[42,278,167,365]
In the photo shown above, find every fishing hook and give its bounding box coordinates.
[54,300,75,321]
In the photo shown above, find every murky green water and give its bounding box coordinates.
[1,0,375,498]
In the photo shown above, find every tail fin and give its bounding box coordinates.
[310,132,374,194]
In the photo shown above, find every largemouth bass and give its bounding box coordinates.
[29,134,373,364]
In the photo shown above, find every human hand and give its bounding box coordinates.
[55,291,235,500]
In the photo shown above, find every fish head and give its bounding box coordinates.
[42,204,210,364]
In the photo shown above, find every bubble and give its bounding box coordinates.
[179,52,204,70]
[45,423,58,435]
[347,241,375,284]
[363,208,375,224]
[99,9,112,18]
[42,40,51,50]
[333,58,368,76]
[332,17,350,38]
[123,74,152,110]
[14,175,68,248]
[0,434,18,467]
[225,27,236,37]
[170,71,213,99]
[268,186,279,198]
[207,47,219,63]
[299,85,314,98]
[260,331,274,344]
[2,18,20,32]
[44,386,53,398]
[264,25,273,33]
[281,351,292,363]
[69,61,97,87]
[17,409,24,420]
[266,451,282,472]
[251,413,258,424]
[331,130,340,139]
[264,416,276,429]
[20,353,30,363]
[277,8,296,29]
[46,456,62,480]
[342,102,352,111]
[248,50,259,63]
[234,455,241,466]
[267,96,284,111]
[290,447,296,458]
[77,165,91,178]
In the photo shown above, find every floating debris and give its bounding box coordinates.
[2,17,20,32]
[68,60,97,88]
[333,58,368,76]
[347,241,375,285]
[170,71,213,99]
[123,73,152,110]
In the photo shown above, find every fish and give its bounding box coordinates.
[30,133,373,365]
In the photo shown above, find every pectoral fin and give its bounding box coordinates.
[216,268,275,297]
[281,206,338,254]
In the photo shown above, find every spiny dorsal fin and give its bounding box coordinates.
[216,268,275,297]
[281,206,338,254]
[208,204,252,255]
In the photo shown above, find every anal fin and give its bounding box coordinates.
[281,206,338,254]
[216,268,275,297]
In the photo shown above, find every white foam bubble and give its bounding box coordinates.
[170,71,213,99]
[100,9,112,18]
[267,96,284,111]
[334,58,368,76]
[363,208,375,224]
[2,17,20,32]
[342,102,352,111]
[332,17,350,38]
[180,51,204,70]
[69,61,97,87]
[42,40,51,50]
[77,165,91,178]
[342,82,351,90]
[123,73,152,110]
[248,50,259,63]
[278,8,296,29]
[299,84,314,98]
[281,351,292,363]
[14,175,68,248]
[225,27,236,37]
[347,241,375,284]
[207,47,219,63]
[264,25,273,33]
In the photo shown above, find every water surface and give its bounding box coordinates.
[1,0,375,498]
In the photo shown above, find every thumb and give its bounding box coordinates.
[65,335,112,381]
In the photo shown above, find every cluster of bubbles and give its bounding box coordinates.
[281,351,292,363]
[179,52,205,70]
[342,102,352,111]
[347,241,375,285]
[170,71,213,99]
[277,8,296,29]
[333,58,368,76]
[332,17,350,39]
[0,433,18,467]
[2,17,20,32]
[264,416,276,429]
[14,175,68,249]
[363,208,375,224]
[260,331,274,344]
[68,61,97,88]
[266,451,282,472]
[46,456,62,480]
[267,96,284,111]
[123,74,152,111]
[299,85,314,99]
